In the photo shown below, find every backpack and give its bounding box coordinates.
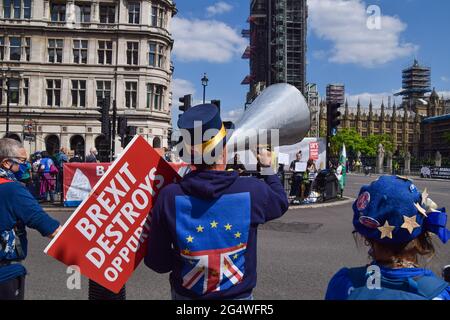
[347,266,449,300]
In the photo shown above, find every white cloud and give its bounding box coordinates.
[206,2,233,17]
[441,76,449,82]
[222,108,244,123]
[172,17,247,63]
[308,0,418,67]
[346,91,401,108]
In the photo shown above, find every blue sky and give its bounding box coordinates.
[170,0,450,124]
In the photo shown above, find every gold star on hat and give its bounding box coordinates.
[414,202,428,217]
[378,221,395,239]
[401,215,420,234]
[421,188,428,205]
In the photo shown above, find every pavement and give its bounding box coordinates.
[22,175,450,300]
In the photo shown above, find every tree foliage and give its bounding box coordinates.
[330,129,394,157]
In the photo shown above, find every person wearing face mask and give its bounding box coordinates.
[0,138,61,300]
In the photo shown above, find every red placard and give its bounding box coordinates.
[45,136,180,293]
[309,142,319,161]
[63,163,112,207]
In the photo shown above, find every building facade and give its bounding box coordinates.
[319,89,446,157]
[242,0,307,103]
[0,0,176,161]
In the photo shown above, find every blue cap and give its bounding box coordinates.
[177,104,234,154]
[353,175,449,244]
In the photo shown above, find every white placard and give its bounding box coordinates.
[295,162,307,172]
[278,153,290,165]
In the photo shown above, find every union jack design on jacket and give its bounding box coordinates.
[176,193,250,295]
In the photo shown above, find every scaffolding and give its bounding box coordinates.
[242,0,307,103]
[395,59,431,108]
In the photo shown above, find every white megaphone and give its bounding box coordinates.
[227,83,311,153]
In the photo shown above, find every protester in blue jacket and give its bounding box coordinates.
[145,104,289,300]
[325,175,450,300]
[0,138,61,300]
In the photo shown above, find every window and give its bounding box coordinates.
[125,82,137,108]
[148,42,156,66]
[46,79,61,107]
[99,4,115,23]
[148,42,166,68]
[73,39,88,64]
[158,8,165,27]
[9,79,19,104]
[151,5,157,27]
[128,2,140,24]
[48,39,63,63]
[98,41,112,65]
[398,123,403,130]
[51,3,66,22]
[386,122,391,129]
[126,42,139,65]
[9,37,20,60]
[23,0,31,18]
[3,0,27,19]
[397,133,402,142]
[157,45,165,68]
[22,78,28,105]
[96,81,111,107]
[147,84,164,110]
[71,80,86,107]
[0,37,4,60]
[77,4,91,23]
[22,37,30,61]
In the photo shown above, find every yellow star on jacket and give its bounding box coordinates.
[196,225,204,233]
[186,235,194,243]
[401,215,420,234]
[225,223,232,231]
[378,221,395,239]
[210,220,218,228]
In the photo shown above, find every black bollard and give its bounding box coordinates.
[88,280,126,300]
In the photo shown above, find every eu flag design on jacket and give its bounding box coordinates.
[176,193,250,294]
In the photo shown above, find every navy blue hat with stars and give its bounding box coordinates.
[353,175,449,244]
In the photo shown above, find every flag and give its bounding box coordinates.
[175,193,251,295]
[337,144,347,191]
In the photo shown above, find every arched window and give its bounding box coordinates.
[45,134,60,155]
[152,137,161,149]
[70,135,85,161]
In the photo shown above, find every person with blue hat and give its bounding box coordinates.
[144,103,289,300]
[325,175,450,300]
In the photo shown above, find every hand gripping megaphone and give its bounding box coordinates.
[227,83,311,154]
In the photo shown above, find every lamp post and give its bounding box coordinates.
[201,73,209,104]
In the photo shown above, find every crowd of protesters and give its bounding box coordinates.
[17,147,99,204]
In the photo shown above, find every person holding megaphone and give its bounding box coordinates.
[144,103,289,300]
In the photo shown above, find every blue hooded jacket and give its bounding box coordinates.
[0,179,60,283]
[325,265,450,300]
[144,170,289,300]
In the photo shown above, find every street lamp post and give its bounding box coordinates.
[201,73,209,104]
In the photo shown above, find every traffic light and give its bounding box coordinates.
[327,102,341,137]
[117,117,128,147]
[179,94,192,113]
[211,99,221,111]
[97,97,110,137]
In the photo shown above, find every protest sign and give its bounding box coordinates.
[63,163,112,207]
[309,142,319,161]
[45,135,180,293]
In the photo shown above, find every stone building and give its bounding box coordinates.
[0,0,176,161]
[319,88,446,157]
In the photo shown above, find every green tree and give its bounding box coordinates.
[330,128,364,156]
[363,134,394,157]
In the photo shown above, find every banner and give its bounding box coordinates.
[63,163,112,207]
[309,142,319,161]
[45,136,180,293]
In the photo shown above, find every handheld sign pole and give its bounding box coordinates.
[44,135,181,293]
